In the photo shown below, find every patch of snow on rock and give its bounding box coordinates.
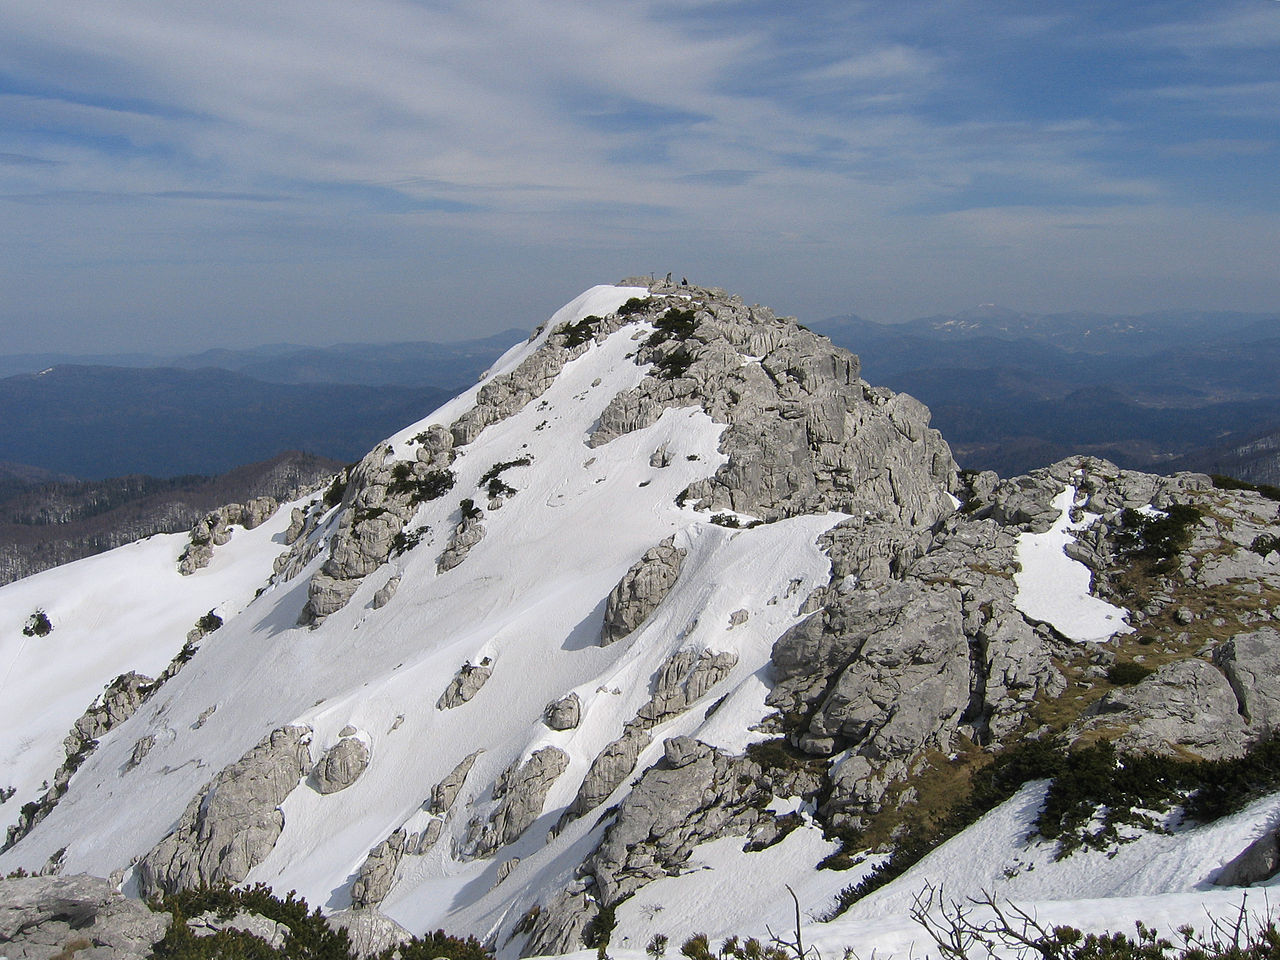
[1014,485,1131,642]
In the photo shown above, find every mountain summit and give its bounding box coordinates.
[2,279,1280,958]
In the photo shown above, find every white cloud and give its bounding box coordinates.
[0,0,1275,350]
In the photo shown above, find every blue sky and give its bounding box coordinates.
[1,0,1277,352]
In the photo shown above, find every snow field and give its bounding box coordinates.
[1013,485,1132,643]
[0,499,302,838]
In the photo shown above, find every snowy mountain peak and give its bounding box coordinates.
[3,280,1280,959]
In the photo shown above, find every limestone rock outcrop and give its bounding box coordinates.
[636,649,738,725]
[0,874,170,960]
[315,736,370,794]
[557,723,651,831]
[587,281,957,525]
[1215,829,1280,887]
[372,575,400,609]
[1214,628,1280,734]
[351,831,405,909]
[437,661,493,710]
[600,537,686,645]
[299,427,456,624]
[430,751,482,814]
[437,513,486,573]
[329,908,414,958]
[464,747,568,860]
[543,693,581,731]
[178,498,279,575]
[137,725,312,897]
[188,910,288,948]
[525,742,767,956]
[71,671,155,745]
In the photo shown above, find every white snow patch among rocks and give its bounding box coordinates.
[1014,485,1132,643]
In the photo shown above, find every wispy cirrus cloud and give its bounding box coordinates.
[0,0,1276,352]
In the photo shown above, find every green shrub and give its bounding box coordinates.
[478,458,529,500]
[486,477,516,499]
[479,458,531,486]
[1211,474,1280,502]
[1113,504,1202,573]
[460,499,482,521]
[653,349,694,379]
[152,883,491,960]
[388,468,455,506]
[390,930,490,960]
[196,610,223,634]
[22,609,52,637]
[583,902,617,949]
[152,883,353,960]
[1106,661,1154,686]
[1185,736,1280,822]
[617,297,649,316]
[322,473,348,509]
[1252,534,1280,556]
[651,308,697,340]
[825,738,1065,914]
[560,316,601,347]
[390,528,423,555]
[710,513,741,528]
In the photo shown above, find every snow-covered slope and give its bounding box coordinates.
[3,279,1280,960]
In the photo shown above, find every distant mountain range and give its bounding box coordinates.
[3,307,1278,494]
[812,307,1280,476]
[0,331,527,480]
[0,329,527,385]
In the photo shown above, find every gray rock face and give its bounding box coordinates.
[302,573,362,622]
[543,693,582,731]
[663,735,704,769]
[1075,659,1250,761]
[437,514,486,573]
[1215,628,1280,733]
[587,282,957,525]
[299,430,456,624]
[636,649,739,725]
[600,537,686,645]
[406,818,444,855]
[284,506,309,545]
[557,723,651,831]
[448,310,647,446]
[127,735,156,770]
[0,874,170,960]
[351,831,405,909]
[329,908,414,958]
[766,496,1067,830]
[525,744,767,956]
[437,662,493,710]
[189,910,288,949]
[177,498,280,575]
[372,575,400,609]
[137,725,312,898]
[464,747,568,860]
[315,737,370,794]
[556,647,740,832]
[1215,830,1280,887]
[273,536,324,584]
[430,751,482,814]
[72,672,155,744]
